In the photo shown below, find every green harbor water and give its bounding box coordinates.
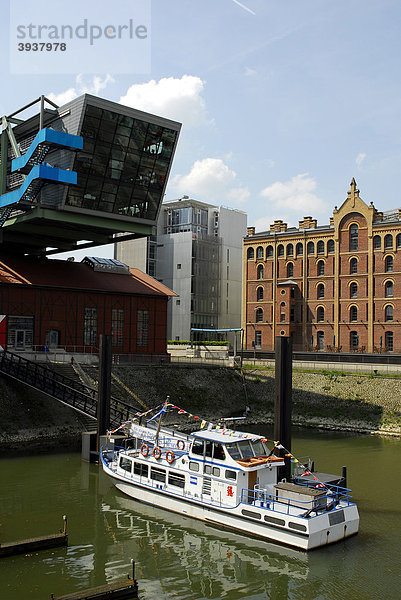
[0,428,400,600]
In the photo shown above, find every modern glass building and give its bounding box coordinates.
[0,94,181,255]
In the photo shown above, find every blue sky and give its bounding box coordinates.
[1,0,401,257]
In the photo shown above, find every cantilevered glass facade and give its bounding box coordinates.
[67,104,178,220]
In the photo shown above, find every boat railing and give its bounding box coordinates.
[240,485,353,518]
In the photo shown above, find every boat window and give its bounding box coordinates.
[168,472,185,489]
[204,465,212,474]
[226,444,241,460]
[213,443,225,461]
[189,461,199,472]
[329,510,345,526]
[237,441,254,458]
[150,467,166,483]
[212,467,220,477]
[204,440,213,458]
[225,470,237,481]
[288,522,307,532]
[241,509,261,520]
[191,439,204,456]
[264,515,285,526]
[119,456,132,473]
[252,440,266,456]
[133,462,148,477]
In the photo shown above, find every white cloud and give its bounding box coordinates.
[244,67,257,77]
[356,153,367,168]
[119,75,208,127]
[47,74,114,105]
[226,187,250,204]
[171,158,236,198]
[260,173,327,214]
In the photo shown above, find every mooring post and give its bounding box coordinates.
[274,336,293,481]
[132,558,136,581]
[342,466,347,489]
[63,515,67,536]
[97,334,112,453]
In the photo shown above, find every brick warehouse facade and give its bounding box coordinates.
[0,254,176,359]
[243,179,401,353]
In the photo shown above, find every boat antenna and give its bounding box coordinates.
[155,395,169,447]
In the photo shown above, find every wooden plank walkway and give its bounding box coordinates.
[0,516,68,558]
[51,579,139,599]
[0,532,68,557]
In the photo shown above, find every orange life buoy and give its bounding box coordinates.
[153,446,162,460]
[141,444,149,457]
[177,439,185,450]
[166,450,175,464]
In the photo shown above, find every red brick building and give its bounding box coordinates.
[243,179,401,353]
[0,254,175,358]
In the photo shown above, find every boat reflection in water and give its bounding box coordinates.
[101,493,329,600]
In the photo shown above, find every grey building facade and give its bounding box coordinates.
[116,197,247,341]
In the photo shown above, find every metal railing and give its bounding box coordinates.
[0,350,138,427]
[240,483,352,518]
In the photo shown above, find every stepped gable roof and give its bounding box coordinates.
[0,254,177,297]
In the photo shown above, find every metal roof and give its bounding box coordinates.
[192,428,261,444]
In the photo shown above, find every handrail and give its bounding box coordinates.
[240,485,353,519]
[0,350,139,427]
[11,128,83,172]
[0,164,77,209]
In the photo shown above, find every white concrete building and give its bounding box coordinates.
[116,197,247,341]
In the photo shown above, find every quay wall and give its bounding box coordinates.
[1,364,400,454]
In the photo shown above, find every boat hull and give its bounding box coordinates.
[104,466,359,551]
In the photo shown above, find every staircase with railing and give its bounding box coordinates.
[0,350,139,428]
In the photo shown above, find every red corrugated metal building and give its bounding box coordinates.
[0,254,176,359]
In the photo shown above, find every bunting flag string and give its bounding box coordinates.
[112,399,326,487]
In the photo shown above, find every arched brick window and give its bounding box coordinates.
[317,306,325,322]
[307,241,314,255]
[287,244,294,257]
[296,242,303,256]
[327,240,334,253]
[256,286,264,301]
[350,331,359,349]
[385,256,393,272]
[384,234,393,249]
[349,224,358,251]
[373,235,381,250]
[277,244,284,257]
[247,247,254,260]
[350,306,358,322]
[255,308,263,322]
[317,240,325,254]
[266,245,273,258]
[350,282,358,298]
[385,305,393,322]
[350,258,358,274]
[287,262,294,278]
[256,246,264,259]
[317,283,325,299]
[385,281,393,298]
[385,331,394,351]
[317,260,325,276]
[257,264,264,279]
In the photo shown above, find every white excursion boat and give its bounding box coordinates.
[101,416,359,551]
